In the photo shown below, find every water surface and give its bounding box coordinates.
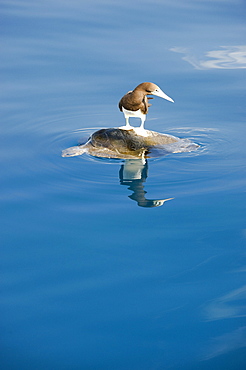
[1,1,246,369]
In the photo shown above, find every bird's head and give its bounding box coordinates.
[135,82,174,103]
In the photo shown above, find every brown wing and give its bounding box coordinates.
[119,90,153,114]
[119,90,149,113]
[119,94,148,114]
[119,90,133,111]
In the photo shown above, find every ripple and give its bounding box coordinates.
[28,123,245,196]
[148,126,246,195]
[42,127,123,187]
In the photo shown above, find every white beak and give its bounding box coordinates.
[151,87,174,103]
[152,198,174,207]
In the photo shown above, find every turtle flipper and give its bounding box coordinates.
[61,145,86,157]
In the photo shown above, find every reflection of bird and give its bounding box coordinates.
[119,82,174,135]
[119,159,174,208]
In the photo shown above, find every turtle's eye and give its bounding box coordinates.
[146,89,152,93]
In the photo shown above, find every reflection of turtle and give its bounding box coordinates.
[62,128,198,159]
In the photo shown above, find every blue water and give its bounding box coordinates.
[1,1,246,369]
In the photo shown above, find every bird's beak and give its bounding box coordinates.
[151,87,174,103]
[152,198,174,207]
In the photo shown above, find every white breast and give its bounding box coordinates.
[122,107,146,119]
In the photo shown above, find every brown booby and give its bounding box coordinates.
[118,82,174,135]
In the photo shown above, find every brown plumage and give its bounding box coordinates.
[118,82,174,132]
[119,82,157,114]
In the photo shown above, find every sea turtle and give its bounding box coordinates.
[61,127,198,159]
